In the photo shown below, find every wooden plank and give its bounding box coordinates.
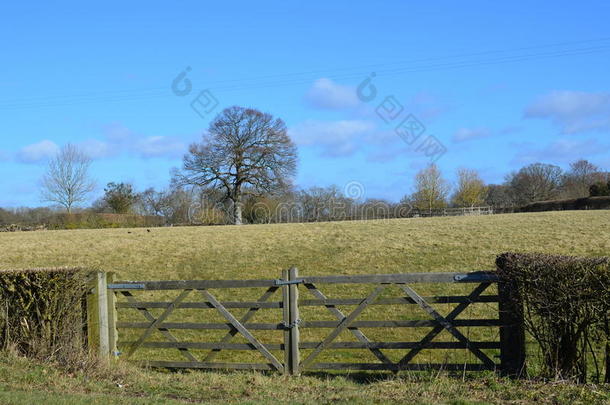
[125,341,284,350]
[124,342,501,348]
[307,363,495,371]
[282,269,291,375]
[299,272,499,286]
[96,271,110,359]
[117,322,285,330]
[115,296,497,309]
[298,341,501,350]
[298,296,499,306]
[126,289,192,358]
[300,285,386,370]
[203,286,279,363]
[138,361,275,370]
[107,272,118,358]
[117,319,501,330]
[121,291,198,362]
[116,301,282,309]
[400,284,496,369]
[200,290,284,373]
[397,283,492,368]
[122,341,501,350]
[112,279,278,290]
[498,278,526,377]
[304,283,393,367]
[288,267,300,375]
[299,319,502,328]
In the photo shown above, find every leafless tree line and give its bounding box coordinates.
[11,105,609,227]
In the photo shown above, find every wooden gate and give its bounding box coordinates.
[88,268,525,375]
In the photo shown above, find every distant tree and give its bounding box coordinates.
[41,144,95,213]
[561,159,605,198]
[589,181,610,197]
[506,163,563,206]
[297,186,346,222]
[410,164,450,214]
[103,182,138,214]
[485,184,514,209]
[173,106,297,225]
[451,168,487,207]
[139,187,167,217]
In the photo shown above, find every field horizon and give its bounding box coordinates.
[1,210,609,280]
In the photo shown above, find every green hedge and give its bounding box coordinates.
[0,268,92,362]
[497,252,610,381]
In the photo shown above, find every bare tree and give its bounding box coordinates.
[173,106,297,225]
[451,168,487,208]
[40,144,95,213]
[506,163,563,206]
[560,159,604,198]
[485,184,514,209]
[410,164,450,214]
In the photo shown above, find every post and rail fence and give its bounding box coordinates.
[86,268,525,376]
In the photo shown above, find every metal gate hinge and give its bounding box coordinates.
[282,319,302,329]
[274,279,304,286]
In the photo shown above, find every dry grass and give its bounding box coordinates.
[1,210,609,279]
[0,351,609,404]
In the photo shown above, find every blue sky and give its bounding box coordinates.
[1,1,610,207]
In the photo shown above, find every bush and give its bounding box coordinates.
[47,213,164,229]
[590,181,610,197]
[0,268,92,364]
[496,252,610,381]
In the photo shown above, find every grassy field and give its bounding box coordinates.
[2,210,609,278]
[1,210,610,403]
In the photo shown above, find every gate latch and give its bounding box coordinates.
[274,279,304,286]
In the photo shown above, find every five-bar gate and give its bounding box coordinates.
[87,268,525,375]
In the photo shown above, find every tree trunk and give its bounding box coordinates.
[232,199,242,225]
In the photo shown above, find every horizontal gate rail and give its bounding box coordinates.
[114,295,498,310]
[108,279,278,290]
[120,341,502,350]
[297,271,499,285]
[117,319,501,330]
[117,321,285,330]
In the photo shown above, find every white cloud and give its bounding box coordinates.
[78,139,115,159]
[137,136,186,159]
[512,138,609,165]
[289,119,376,157]
[305,78,361,110]
[524,90,610,134]
[99,123,188,159]
[452,127,491,143]
[17,140,59,163]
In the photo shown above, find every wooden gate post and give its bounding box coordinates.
[107,272,118,358]
[282,269,291,375]
[288,267,300,375]
[86,271,112,359]
[498,278,526,377]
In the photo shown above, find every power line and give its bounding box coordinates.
[1,37,609,110]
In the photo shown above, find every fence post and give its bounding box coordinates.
[498,278,526,377]
[282,269,291,375]
[288,267,300,375]
[107,272,118,358]
[86,271,110,359]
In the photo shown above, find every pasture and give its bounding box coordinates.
[1,210,610,404]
